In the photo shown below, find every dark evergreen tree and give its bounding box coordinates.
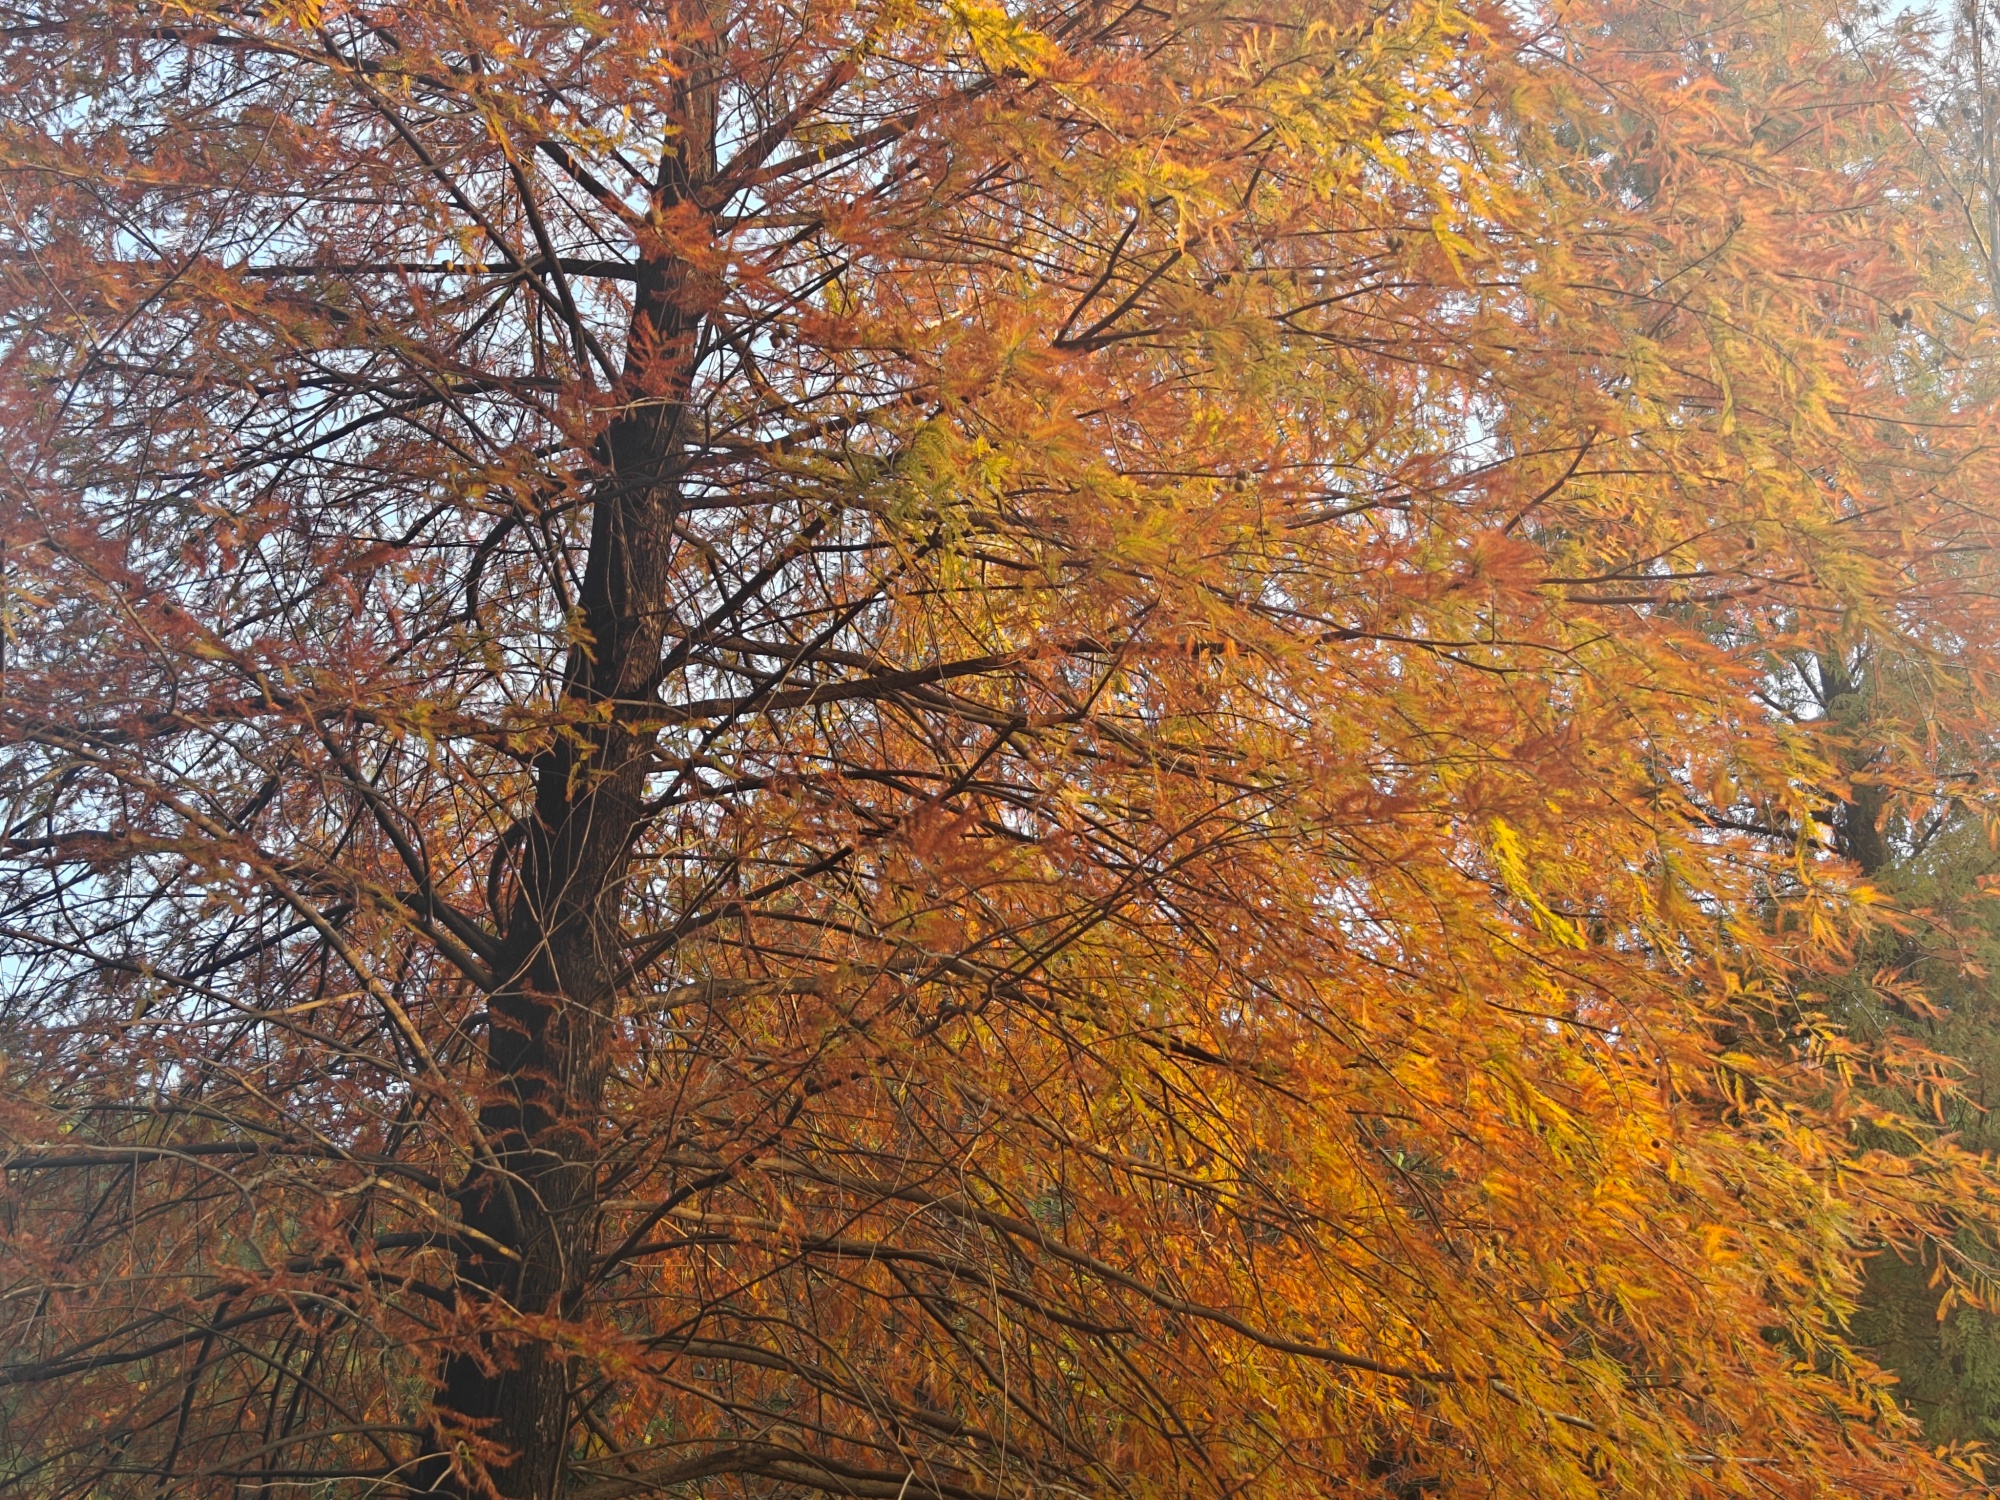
[1846,824,2000,1448]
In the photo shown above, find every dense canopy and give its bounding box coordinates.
[4,0,2000,1497]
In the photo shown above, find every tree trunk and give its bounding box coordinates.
[426,70,718,1500]
[1818,649,1892,877]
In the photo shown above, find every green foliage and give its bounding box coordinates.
[1846,823,2000,1447]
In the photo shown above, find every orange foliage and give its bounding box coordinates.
[1,0,1999,1498]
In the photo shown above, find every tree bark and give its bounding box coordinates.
[426,67,718,1500]
[1818,649,1892,877]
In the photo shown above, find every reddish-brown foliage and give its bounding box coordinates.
[3,0,2000,1497]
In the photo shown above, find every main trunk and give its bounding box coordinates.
[1818,649,1892,877]
[427,82,717,1500]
